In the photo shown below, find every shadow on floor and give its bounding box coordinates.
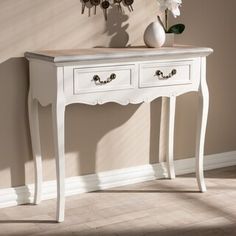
[96,189,199,193]
[5,225,235,236]
[0,220,56,224]
[180,166,236,179]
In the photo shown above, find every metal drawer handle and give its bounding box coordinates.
[93,73,116,85]
[155,69,177,80]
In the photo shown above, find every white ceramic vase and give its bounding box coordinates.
[144,19,166,48]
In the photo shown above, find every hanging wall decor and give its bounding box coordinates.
[81,0,134,20]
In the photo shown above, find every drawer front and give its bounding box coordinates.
[73,65,135,94]
[139,60,194,88]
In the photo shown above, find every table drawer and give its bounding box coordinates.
[73,65,135,94]
[139,60,194,88]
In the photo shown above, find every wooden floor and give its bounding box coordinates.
[0,166,236,236]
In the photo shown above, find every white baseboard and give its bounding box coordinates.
[0,151,235,208]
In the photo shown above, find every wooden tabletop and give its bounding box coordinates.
[25,45,213,63]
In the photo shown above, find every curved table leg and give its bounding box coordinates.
[195,57,209,192]
[52,101,65,222]
[159,97,168,164]
[167,96,176,179]
[28,89,43,204]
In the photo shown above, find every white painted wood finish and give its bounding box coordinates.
[159,97,168,164]
[195,57,209,192]
[26,46,213,222]
[52,102,65,222]
[166,96,176,179]
[73,65,135,94]
[139,60,193,88]
[28,89,42,204]
[52,67,66,222]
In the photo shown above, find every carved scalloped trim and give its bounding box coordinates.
[35,89,199,107]
[65,89,198,106]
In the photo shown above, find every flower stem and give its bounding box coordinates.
[158,15,166,32]
[165,9,168,32]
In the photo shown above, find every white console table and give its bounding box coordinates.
[25,46,213,222]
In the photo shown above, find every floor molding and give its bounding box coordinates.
[0,151,235,208]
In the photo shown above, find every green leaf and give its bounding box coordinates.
[167,24,185,34]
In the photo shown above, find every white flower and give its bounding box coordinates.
[157,0,182,17]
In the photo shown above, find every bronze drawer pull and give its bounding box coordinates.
[93,73,116,84]
[155,69,177,80]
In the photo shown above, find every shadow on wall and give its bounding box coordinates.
[39,103,141,175]
[0,1,164,189]
[150,100,162,164]
[0,57,137,188]
[104,3,130,47]
[0,57,162,189]
[0,58,162,189]
[38,99,162,184]
[0,58,31,187]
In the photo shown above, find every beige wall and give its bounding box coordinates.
[0,0,235,188]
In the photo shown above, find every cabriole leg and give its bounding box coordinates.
[166,96,176,179]
[195,57,209,192]
[28,89,43,204]
[52,101,66,222]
